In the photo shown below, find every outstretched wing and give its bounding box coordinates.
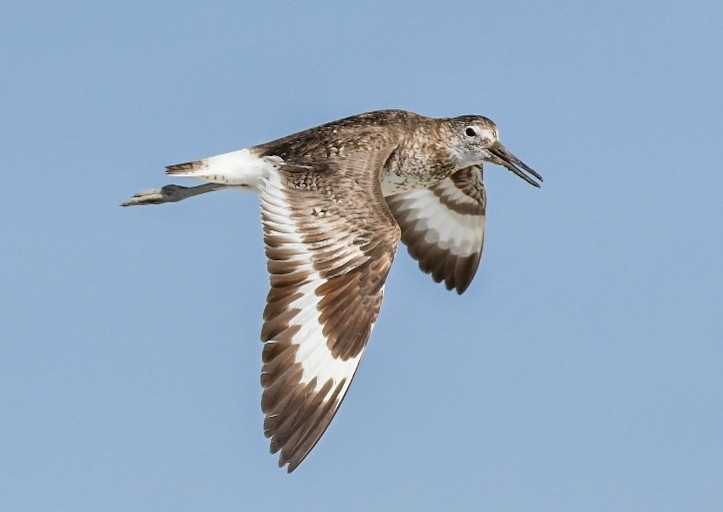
[258,147,400,472]
[385,165,487,294]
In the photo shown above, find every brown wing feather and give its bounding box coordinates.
[385,165,487,294]
[259,146,400,472]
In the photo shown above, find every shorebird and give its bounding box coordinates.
[123,109,542,472]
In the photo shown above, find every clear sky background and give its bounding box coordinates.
[2,1,722,511]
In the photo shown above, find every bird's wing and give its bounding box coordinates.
[258,146,400,472]
[385,165,486,294]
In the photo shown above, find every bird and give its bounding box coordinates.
[122,109,542,472]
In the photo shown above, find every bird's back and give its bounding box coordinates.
[254,109,422,163]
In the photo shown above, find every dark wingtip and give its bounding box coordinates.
[455,283,469,295]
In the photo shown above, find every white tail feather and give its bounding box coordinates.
[165,148,270,190]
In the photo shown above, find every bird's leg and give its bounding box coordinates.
[121,183,224,207]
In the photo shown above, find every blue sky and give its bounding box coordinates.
[2,1,722,510]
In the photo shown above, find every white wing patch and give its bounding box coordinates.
[385,166,487,294]
[259,168,364,392]
[393,187,484,257]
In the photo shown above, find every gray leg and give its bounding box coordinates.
[121,183,224,207]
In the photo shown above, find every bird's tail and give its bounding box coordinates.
[165,148,266,189]
[165,160,205,175]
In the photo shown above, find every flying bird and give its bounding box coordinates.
[123,109,542,472]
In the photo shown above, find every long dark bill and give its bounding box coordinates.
[489,144,543,188]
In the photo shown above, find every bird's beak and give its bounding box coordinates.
[488,143,543,188]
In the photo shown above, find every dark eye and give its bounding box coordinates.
[465,126,476,137]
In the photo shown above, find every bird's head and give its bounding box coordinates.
[448,115,543,187]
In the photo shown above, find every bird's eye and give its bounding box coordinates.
[465,126,477,137]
